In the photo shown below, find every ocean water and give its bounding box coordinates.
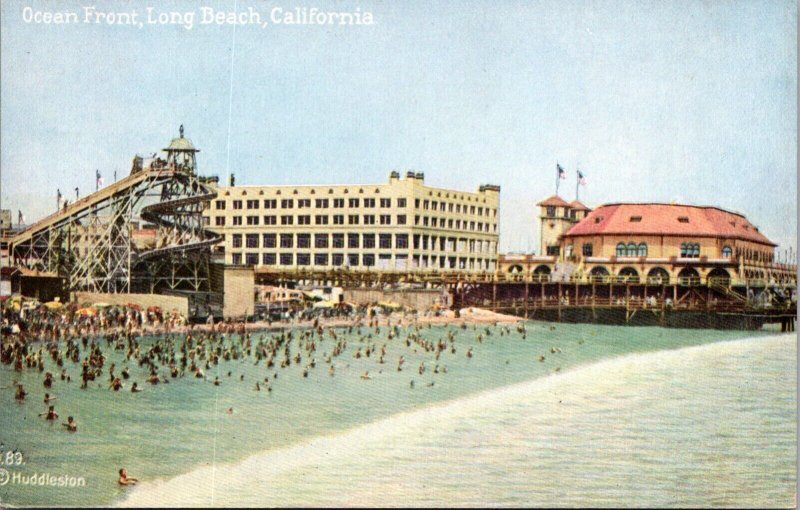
[0,323,793,507]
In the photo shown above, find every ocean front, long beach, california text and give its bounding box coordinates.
[21,5,375,29]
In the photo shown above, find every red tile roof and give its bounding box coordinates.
[568,200,591,211]
[563,203,776,246]
[536,195,570,207]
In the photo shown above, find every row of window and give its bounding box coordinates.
[214,198,496,217]
[607,242,735,258]
[230,252,495,268]
[211,214,495,233]
[683,243,733,258]
[214,214,407,227]
[233,233,408,250]
[219,197,406,210]
[414,216,494,232]
[545,206,588,221]
[228,232,495,253]
[615,242,649,257]
[417,199,494,217]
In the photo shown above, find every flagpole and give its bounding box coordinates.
[555,162,559,196]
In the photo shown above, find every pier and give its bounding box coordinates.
[252,267,796,330]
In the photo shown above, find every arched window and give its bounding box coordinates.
[616,243,626,257]
[681,242,700,258]
[637,243,648,257]
[626,242,637,257]
[721,245,732,258]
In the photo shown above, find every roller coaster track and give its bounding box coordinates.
[136,175,221,262]
[10,162,221,294]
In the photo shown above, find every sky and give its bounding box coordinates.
[1,0,796,256]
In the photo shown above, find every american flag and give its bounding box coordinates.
[96,170,104,188]
[578,169,586,186]
[557,163,566,180]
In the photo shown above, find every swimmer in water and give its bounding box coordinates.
[131,382,142,393]
[39,405,58,420]
[361,371,371,380]
[63,416,77,432]
[118,468,138,486]
[44,393,56,403]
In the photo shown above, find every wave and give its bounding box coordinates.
[115,333,793,507]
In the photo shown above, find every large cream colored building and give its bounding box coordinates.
[202,171,500,272]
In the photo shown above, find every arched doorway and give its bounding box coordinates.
[707,268,730,286]
[532,265,551,282]
[589,266,609,282]
[678,267,700,285]
[618,267,640,283]
[508,264,523,274]
[646,267,670,285]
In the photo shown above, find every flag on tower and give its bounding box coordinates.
[96,170,104,189]
[557,163,566,180]
[17,210,24,225]
[578,169,586,186]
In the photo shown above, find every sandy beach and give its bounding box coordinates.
[135,307,524,337]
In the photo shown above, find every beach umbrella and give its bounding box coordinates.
[126,303,142,311]
[313,300,336,309]
[44,301,63,310]
[93,302,111,308]
[76,308,97,316]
